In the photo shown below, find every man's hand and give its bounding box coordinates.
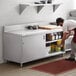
[61,32,68,45]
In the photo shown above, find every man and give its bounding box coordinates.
[56,18,76,61]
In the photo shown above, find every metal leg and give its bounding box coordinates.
[20,63,23,68]
[61,53,64,57]
[4,59,8,63]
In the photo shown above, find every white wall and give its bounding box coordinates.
[73,0,76,9]
[0,0,73,63]
[50,0,74,21]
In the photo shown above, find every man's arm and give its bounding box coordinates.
[61,32,67,45]
[61,32,70,46]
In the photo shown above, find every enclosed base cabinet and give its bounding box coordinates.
[3,25,71,67]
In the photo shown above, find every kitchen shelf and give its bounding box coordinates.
[46,39,60,43]
[19,3,52,14]
[19,2,61,14]
[46,51,65,57]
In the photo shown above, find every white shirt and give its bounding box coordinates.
[63,20,76,33]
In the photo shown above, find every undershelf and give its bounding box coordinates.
[46,51,65,57]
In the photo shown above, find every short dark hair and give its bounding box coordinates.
[56,18,64,26]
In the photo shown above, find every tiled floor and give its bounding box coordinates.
[0,53,76,76]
